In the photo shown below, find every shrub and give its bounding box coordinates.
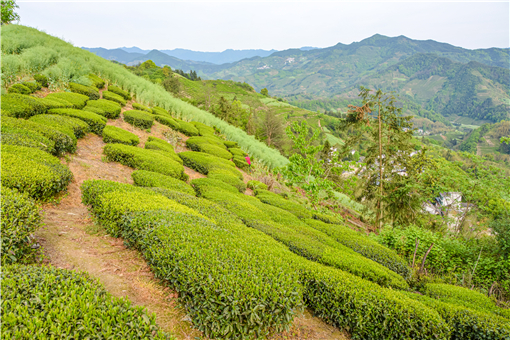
[144,136,182,164]
[108,85,131,100]
[192,121,215,136]
[46,92,89,109]
[69,82,100,100]
[48,108,106,135]
[232,154,250,170]
[2,116,76,155]
[8,83,31,94]
[21,81,40,93]
[247,180,268,190]
[255,189,313,219]
[132,170,195,196]
[312,212,343,225]
[38,97,73,109]
[191,178,239,196]
[133,102,151,112]
[123,110,154,129]
[229,147,247,157]
[0,124,56,154]
[151,106,169,116]
[178,151,241,179]
[29,114,90,139]
[305,218,411,278]
[404,291,510,339]
[1,93,49,118]
[173,118,199,136]
[87,73,105,88]
[34,74,49,87]
[208,173,246,193]
[1,145,73,200]
[223,140,238,148]
[82,99,121,119]
[102,126,139,146]
[186,137,233,160]
[186,136,226,149]
[103,143,184,179]
[2,265,170,339]
[154,114,180,130]
[1,188,42,265]
[103,90,127,106]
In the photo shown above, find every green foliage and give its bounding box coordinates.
[69,82,100,100]
[255,189,313,219]
[229,147,247,157]
[29,114,90,139]
[102,90,126,106]
[103,143,184,179]
[153,114,180,130]
[34,74,48,87]
[2,264,170,339]
[490,214,510,259]
[1,93,48,118]
[151,106,169,115]
[144,136,182,164]
[8,83,30,94]
[87,73,105,88]
[83,99,122,119]
[192,121,216,137]
[2,116,76,155]
[312,212,343,225]
[21,81,39,92]
[45,92,89,109]
[102,126,139,146]
[223,140,238,148]
[173,118,199,136]
[208,173,246,193]
[108,85,131,100]
[260,88,269,96]
[1,188,41,265]
[132,170,194,196]
[178,151,241,178]
[1,0,20,24]
[1,145,73,200]
[132,102,151,112]
[191,178,239,197]
[247,180,268,190]
[305,218,411,277]
[232,154,250,170]
[185,136,233,160]
[123,110,154,129]
[0,124,56,154]
[48,108,106,135]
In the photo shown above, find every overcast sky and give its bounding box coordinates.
[17,1,509,52]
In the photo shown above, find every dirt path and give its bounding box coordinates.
[35,116,348,339]
[484,136,495,146]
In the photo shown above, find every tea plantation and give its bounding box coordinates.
[1,37,509,338]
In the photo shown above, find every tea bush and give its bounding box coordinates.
[132,170,195,196]
[154,114,181,130]
[173,118,199,136]
[87,73,105,88]
[312,212,343,225]
[69,82,100,100]
[229,147,247,157]
[1,93,49,118]
[34,74,49,87]
[232,154,250,170]
[1,145,73,200]
[179,151,241,179]
[46,92,89,109]
[151,106,169,116]
[0,125,56,154]
[21,81,40,93]
[133,102,151,112]
[186,140,233,159]
[191,178,239,196]
[83,99,122,119]
[144,136,182,164]
[29,114,90,139]
[305,218,411,278]
[108,85,131,100]
[2,265,170,339]
[1,188,41,265]
[8,83,31,94]
[103,143,184,179]
[223,140,238,148]
[255,189,313,219]
[123,110,154,129]
[48,108,106,135]
[102,126,139,146]
[2,116,76,155]
[208,173,246,193]
[186,136,226,149]
[102,90,126,106]
[247,180,268,190]
[38,97,73,109]
[192,121,216,136]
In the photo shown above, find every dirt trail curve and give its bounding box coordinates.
[35,111,347,339]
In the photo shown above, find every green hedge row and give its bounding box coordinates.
[255,189,313,219]
[208,173,246,193]
[8,83,31,94]
[178,151,241,179]
[102,90,126,106]
[23,81,41,93]
[186,137,233,160]
[102,126,139,146]
[2,116,76,155]
[305,218,411,278]
[232,154,250,171]
[29,114,90,139]
[26,115,77,144]
[87,73,105,89]
[1,93,49,118]
[223,140,238,148]
[1,145,73,200]
[48,108,106,135]
[229,147,247,157]
[150,106,169,115]
[191,178,239,196]
[404,291,510,339]
[132,170,195,196]
[83,99,121,119]
[1,124,56,154]
[1,188,42,265]
[133,102,151,112]
[46,92,89,109]
[191,121,216,137]
[123,110,154,130]
[69,82,100,100]
[34,74,49,87]
[108,85,131,100]
[144,136,182,164]
[103,143,184,179]
[173,118,199,136]
[247,180,268,190]
[2,265,170,339]
[312,212,344,225]
[153,114,180,130]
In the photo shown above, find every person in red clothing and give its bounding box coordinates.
[245,155,251,172]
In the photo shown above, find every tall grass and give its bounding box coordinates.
[1,25,289,168]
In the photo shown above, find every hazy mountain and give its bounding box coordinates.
[82,47,144,63]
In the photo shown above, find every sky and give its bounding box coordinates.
[17,1,510,52]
